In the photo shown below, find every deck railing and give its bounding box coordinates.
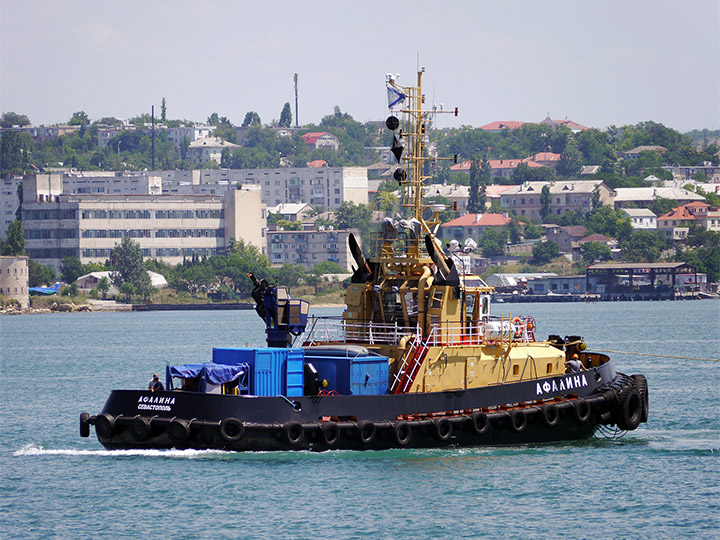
[301,315,537,347]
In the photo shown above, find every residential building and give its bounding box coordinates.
[545,225,587,253]
[617,146,666,160]
[0,255,29,309]
[451,159,546,182]
[423,184,470,212]
[301,132,340,151]
[661,163,720,184]
[267,226,352,271]
[657,202,720,240]
[501,180,614,218]
[479,121,524,132]
[167,125,215,148]
[439,213,512,242]
[267,203,315,222]
[539,116,588,133]
[621,208,657,229]
[187,136,240,165]
[21,186,265,271]
[0,176,22,237]
[613,187,706,209]
[158,167,368,210]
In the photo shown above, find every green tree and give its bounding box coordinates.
[556,142,583,177]
[580,241,612,264]
[279,102,292,128]
[28,259,57,287]
[68,111,90,125]
[0,130,32,175]
[275,264,305,288]
[242,111,262,127]
[1,112,31,128]
[2,221,25,255]
[479,227,509,257]
[468,160,482,213]
[540,185,551,222]
[109,237,146,288]
[376,190,399,215]
[649,197,677,217]
[334,201,372,230]
[311,261,345,274]
[532,240,560,264]
[97,276,110,299]
[161,98,167,122]
[60,256,84,283]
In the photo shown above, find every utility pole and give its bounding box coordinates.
[293,73,299,128]
[151,105,155,169]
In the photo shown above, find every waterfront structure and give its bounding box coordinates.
[613,187,705,209]
[585,262,698,298]
[621,208,657,229]
[76,270,168,294]
[21,186,265,271]
[0,176,22,238]
[527,274,586,295]
[0,255,29,309]
[266,225,351,271]
[500,180,614,218]
[158,167,368,210]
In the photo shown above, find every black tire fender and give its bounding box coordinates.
[470,411,489,435]
[509,410,527,432]
[573,399,592,424]
[95,413,115,439]
[541,403,560,427]
[357,420,376,445]
[321,422,340,447]
[393,421,412,446]
[130,416,151,442]
[80,413,90,438]
[632,374,649,423]
[282,421,304,445]
[617,388,642,431]
[168,418,192,443]
[219,417,244,443]
[433,418,452,441]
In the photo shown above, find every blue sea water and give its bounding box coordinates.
[1,300,718,540]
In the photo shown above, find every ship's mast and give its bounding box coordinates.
[386,69,457,235]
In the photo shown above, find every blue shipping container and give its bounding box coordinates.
[212,347,304,397]
[350,355,389,396]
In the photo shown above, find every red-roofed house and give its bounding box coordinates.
[440,213,512,241]
[301,132,339,151]
[539,116,588,133]
[479,121,524,132]
[531,152,561,167]
[306,160,327,168]
[450,159,545,181]
[657,202,720,239]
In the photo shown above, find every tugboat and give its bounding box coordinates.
[80,69,648,451]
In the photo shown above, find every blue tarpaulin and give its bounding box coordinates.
[166,362,247,392]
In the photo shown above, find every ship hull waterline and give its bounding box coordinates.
[83,360,641,452]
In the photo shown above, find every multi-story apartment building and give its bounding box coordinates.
[501,180,614,218]
[158,167,368,210]
[613,187,706,210]
[266,226,352,271]
[0,176,22,238]
[22,186,265,271]
[621,208,657,229]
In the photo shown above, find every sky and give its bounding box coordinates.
[1,0,718,133]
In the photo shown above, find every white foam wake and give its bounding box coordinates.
[13,443,231,459]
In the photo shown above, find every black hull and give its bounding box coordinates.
[81,361,648,452]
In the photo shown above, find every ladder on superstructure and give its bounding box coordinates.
[391,326,437,394]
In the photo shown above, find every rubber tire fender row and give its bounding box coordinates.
[393,421,412,446]
[320,422,340,447]
[357,420,376,445]
[95,413,115,439]
[573,398,592,424]
[616,387,642,431]
[541,403,560,427]
[470,411,489,435]
[167,418,192,444]
[282,421,304,446]
[219,417,245,443]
